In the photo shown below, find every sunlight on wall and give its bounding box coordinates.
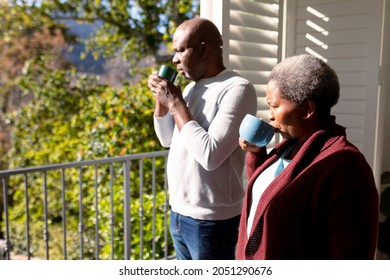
[304,6,329,62]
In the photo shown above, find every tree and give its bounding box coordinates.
[29,0,200,67]
[5,68,171,259]
[1,0,200,165]
[0,1,73,170]
[0,2,74,230]
[1,0,199,259]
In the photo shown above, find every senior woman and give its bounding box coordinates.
[236,54,379,260]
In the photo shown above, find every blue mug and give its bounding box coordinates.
[239,114,275,147]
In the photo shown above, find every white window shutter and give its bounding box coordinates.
[201,0,386,182]
[201,0,283,146]
[291,0,384,178]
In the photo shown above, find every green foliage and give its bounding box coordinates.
[3,68,175,259]
[26,0,200,66]
[1,0,200,260]
[7,68,165,167]
[0,1,72,170]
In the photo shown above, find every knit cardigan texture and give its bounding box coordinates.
[236,117,379,260]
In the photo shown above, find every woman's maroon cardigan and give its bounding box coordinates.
[236,118,379,260]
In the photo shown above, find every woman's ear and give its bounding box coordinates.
[302,100,316,119]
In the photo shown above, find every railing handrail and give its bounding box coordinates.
[0,150,169,177]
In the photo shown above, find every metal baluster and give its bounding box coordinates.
[163,156,169,259]
[94,165,99,260]
[24,174,31,260]
[109,163,115,260]
[61,169,67,260]
[2,177,11,260]
[123,160,131,260]
[152,157,156,259]
[139,159,144,260]
[78,166,84,259]
[42,172,49,259]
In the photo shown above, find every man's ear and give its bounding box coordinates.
[302,100,316,119]
[200,42,209,58]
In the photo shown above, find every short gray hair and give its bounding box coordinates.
[269,54,340,117]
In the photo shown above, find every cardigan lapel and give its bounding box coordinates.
[246,131,327,240]
[246,124,342,241]
[244,140,294,236]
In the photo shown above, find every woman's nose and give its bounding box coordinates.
[268,109,275,121]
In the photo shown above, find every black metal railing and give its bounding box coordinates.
[0,150,172,260]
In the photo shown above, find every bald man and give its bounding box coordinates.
[148,17,257,260]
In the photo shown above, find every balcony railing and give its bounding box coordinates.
[0,150,172,260]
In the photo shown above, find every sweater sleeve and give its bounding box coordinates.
[246,149,268,179]
[180,82,257,171]
[154,113,175,148]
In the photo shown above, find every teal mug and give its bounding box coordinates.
[158,65,178,83]
[239,114,275,147]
